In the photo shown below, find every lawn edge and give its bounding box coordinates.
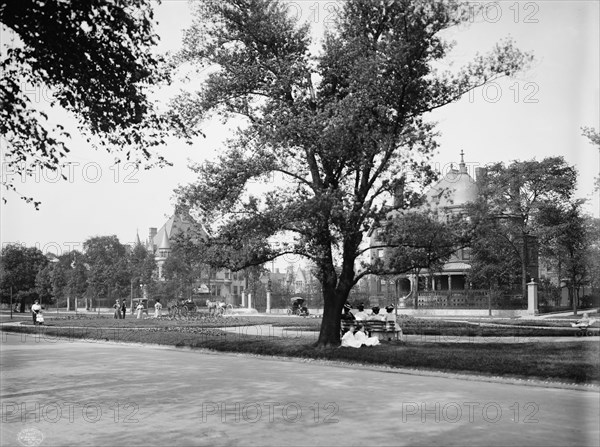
[2,326,598,392]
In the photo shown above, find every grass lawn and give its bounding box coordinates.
[2,314,599,385]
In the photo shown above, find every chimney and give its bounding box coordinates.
[393,176,405,208]
[475,167,487,183]
[149,227,157,249]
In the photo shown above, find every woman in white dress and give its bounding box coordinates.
[136,302,144,319]
[341,325,362,348]
[154,299,163,318]
[354,324,380,346]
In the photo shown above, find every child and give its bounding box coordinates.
[341,324,361,348]
[154,299,163,318]
[354,324,380,346]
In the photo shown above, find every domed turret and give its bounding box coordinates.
[425,151,478,209]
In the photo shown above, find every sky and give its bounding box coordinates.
[1,0,599,260]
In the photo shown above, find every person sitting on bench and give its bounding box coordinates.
[369,306,385,321]
[354,303,368,321]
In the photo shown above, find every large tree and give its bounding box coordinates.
[0,244,48,309]
[66,250,88,310]
[469,157,578,299]
[172,0,532,345]
[129,242,156,302]
[83,235,130,307]
[0,0,181,207]
[538,200,599,314]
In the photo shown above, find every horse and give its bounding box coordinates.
[206,299,226,315]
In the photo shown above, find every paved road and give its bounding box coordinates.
[1,332,599,447]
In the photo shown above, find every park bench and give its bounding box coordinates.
[341,319,403,341]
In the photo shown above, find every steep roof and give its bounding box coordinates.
[158,230,171,250]
[152,211,207,251]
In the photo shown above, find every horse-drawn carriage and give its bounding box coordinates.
[206,299,227,316]
[167,298,198,318]
[287,297,309,316]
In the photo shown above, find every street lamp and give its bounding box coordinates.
[130,277,141,313]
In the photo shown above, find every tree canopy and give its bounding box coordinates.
[467,157,578,297]
[171,0,533,345]
[0,0,180,207]
[0,244,48,307]
[83,235,131,303]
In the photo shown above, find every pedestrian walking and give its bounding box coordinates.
[31,300,41,325]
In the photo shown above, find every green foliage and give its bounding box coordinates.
[130,243,156,289]
[468,157,578,296]
[171,0,532,344]
[0,0,181,207]
[538,201,599,309]
[83,235,130,300]
[379,209,471,276]
[582,127,600,192]
[0,244,48,304]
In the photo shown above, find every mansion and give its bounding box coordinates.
[361,152,502,307]
[137,212,319,308]
[137,212,247,305]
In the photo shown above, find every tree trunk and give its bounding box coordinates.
[315,263,353,347]
[413,271,420,309]
[316,288,345,346]
[521,232,529,299]
[572,274,578,316]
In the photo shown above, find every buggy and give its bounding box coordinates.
[571,315,597,337]
[287,297,309,316]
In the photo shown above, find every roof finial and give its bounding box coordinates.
[459,150,467,173]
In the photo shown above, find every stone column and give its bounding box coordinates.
[248,293,252,309]
[241,291,246,307]
[527,281,539,316]
[266,291,271,314]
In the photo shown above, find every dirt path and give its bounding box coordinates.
[1,332,599,447]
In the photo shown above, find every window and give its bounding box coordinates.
[233,286,238,295]
[462,248,471,260]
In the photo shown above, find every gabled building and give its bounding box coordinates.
[140,211,246,305]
